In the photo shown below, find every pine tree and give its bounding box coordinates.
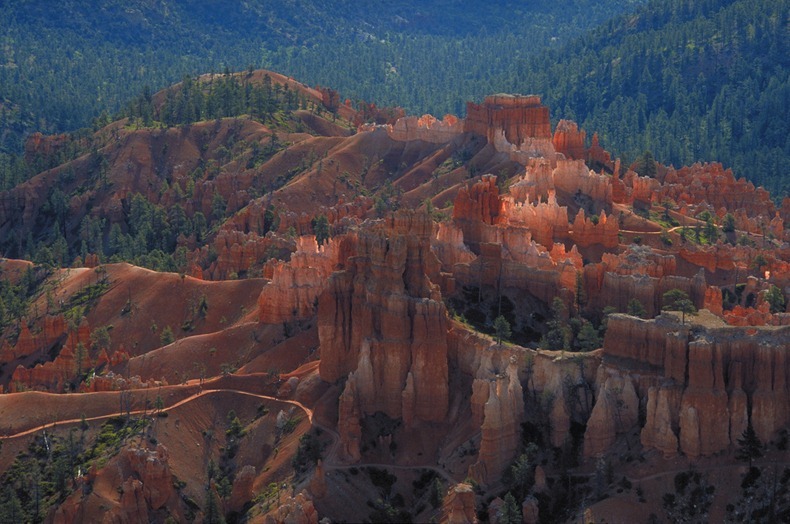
[662,289,697,324]
[736,421,763,469]
[511,453,533,499]
[575,271,587,313]
[542,297,570,350]
[494,315,512,345]
[627,298,647,318]
[722,213,736,233]
[576,321,601,351]
[160,325,175,346]
[75,342,86,378]
[499,492,521,524]
[204,489,226,524]
[0,486,24,523]
[765,285,786,314]
[312,214,330,247]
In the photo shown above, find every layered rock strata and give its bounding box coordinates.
[465,95,555,161]
[318,211,449,428]
[258,235,351,323]
[599,315,790,457]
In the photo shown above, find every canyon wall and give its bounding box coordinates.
[318,211,449,426]
[593,314,790,458]
[465,95,555,161]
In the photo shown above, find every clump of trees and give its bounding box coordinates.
[662,289,697,324]
[541,296,602,352]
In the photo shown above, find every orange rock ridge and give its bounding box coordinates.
[552,119,586,160]
[360,114,464,143]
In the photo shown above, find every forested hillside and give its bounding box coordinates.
[0,0,640,152]
[1,0,786,197]
[508,0,789,197]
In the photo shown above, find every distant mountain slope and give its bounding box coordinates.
[0,0,643,152]
[508,0,789,197]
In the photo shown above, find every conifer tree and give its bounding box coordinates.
[499,492,521,524]
[662,289,697,324]
[736,421,763,469]
[494,315,512,345]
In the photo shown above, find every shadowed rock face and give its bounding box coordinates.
[51,444,183,524]
[468,359,524,485]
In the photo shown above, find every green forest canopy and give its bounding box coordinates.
[0,0,787,196]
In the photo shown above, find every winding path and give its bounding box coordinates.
[0,388,313,441]
[0,384,455,484]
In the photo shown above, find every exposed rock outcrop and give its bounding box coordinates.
[51,444,183,524]
[552,120,586,160]
[441,483,478,524]
[1,314,66,364]
[570,209,618,248]
[468,358,524,486]
[600,314,790,457]
[453,175,505,250]
[641,384,683,457]
[361,114,464,143]
[658,163,776,219]
[336,372,363,462]
[319,211,449,429]
[9,317,94,392]
[259,235,349,323]
[264,493,319,524]
[465,95,555,161]
[583,367,639,457]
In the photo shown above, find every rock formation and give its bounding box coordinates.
[1,314,67,363]
[586,133,612,171]
[319,211,449,428]
[640,384,683,457]
[570,209,618,248]
[9,316,94,392]
[258,235,348,323]
[4,75,790,524]
[465,95,555,161]
[264,493,319,524]
[587,253,721,319]
[658,163,776,218]
[552,119,586,160]
[441,483,478,524]
[452,175,506,250]
[51,444,183,524]
[583,367,639,457]
[361,114,464,143]
[468,358,524,486]
[336,372,363,462]
[594,314,790,456]
[522,496,540,524]
[502,191,569,249]
[553,159,612,207]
